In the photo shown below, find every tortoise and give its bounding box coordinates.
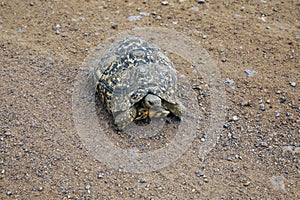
[90,36,185,130]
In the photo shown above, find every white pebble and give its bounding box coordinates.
[127,16,142,21]
[232,116,239,121]
[162,1,168,5]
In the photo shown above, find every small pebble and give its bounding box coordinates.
[259,105,266,111]
[244,69,257,77]
[97,173,104,179]
[202,35,207,39]
[275,113,280,117]
[232,116,239,121]
[111,23,118,29]
[62,189,67,194]
[233,14,242,19]
[189,6,199,12]
[161,1,168,5]
[52,24,61,30]
[138,179,146,183]
[4,131,11,136]
[232,167,237,172]
[244,181,251,186]
[290,82,296,87]
[197,0,205,3]
[18,28,25,33]
[6,190,12,196]
[85,185,91,190]
[139,12,150,16]
[280,98,286,103]
[192,85,202,91]
[232,133,238,139]
[286,112,292,116]
[240,101,250,106]
[127,16,142,21]
[261,141,267,147]
[203,93,209,98]
[223,124,231,129]
[227,156,232,161]
[224,78,234,85]
[46,57,53,63]
[195,173,202,177]
[221,58,227,62]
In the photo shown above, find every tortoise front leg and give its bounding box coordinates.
[114,106,137,131]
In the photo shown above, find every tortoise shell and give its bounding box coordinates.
[91,36,183,130]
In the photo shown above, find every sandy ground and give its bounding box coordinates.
[1,0,299,199]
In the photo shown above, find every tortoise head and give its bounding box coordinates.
[135,94,170,120]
